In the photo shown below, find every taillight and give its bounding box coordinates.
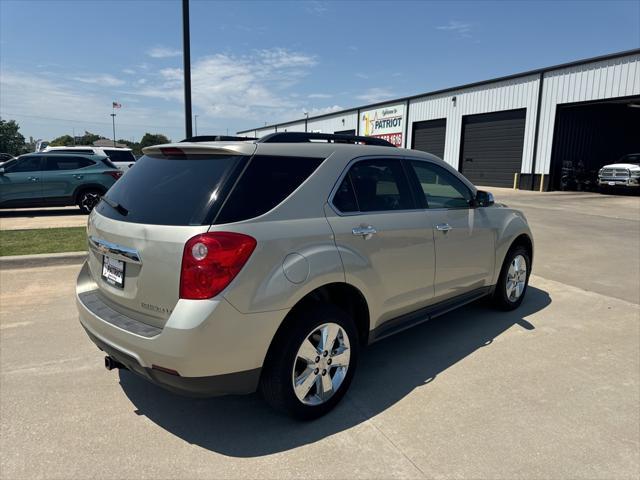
[180,232,257,300]
[103,170,123,180]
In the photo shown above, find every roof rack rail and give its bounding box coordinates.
[180,135,257,143]
[257,132,396,147]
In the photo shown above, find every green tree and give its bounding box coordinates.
[0,119,27,155]
[77,131,102,145]
[49,134,75,147]
[139,133,171,151]
[117,139,142,157]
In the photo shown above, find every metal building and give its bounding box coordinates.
[238,49,640,191]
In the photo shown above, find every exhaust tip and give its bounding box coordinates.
[104,355,126,371]
[104,356,115,370]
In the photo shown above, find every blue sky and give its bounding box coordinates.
[1,0,638,142]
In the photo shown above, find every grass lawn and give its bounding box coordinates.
[0,227,87,256]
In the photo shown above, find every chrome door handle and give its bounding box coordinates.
[74,175,84,179]
[28,177,39,182]
[352,225,377,239]
[435,223,452,232]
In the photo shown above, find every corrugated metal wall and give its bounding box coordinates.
[535,53,640,174]
[240,52,640,179]
[407,74,540,171]
[307,111,358,133]
[278,121,306,132]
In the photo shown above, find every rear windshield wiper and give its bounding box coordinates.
[100,196,129,216]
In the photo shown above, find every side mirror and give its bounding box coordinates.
[0,168,5,175]
[475,190,494,207]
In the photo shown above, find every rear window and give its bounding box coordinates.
[104,149,136,163]
[96,154,244,226]
[214,155,324,224]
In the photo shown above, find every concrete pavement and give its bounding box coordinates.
[481,187,640,304]
[1,189,639,479]
[1,265,638,479]
[0,207,87,231]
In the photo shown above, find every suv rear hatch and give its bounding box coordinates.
[86,143,255,329]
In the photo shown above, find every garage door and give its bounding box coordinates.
[412,119,446,159]
[460,109,526,188]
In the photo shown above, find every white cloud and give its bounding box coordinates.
[122,68,136,75]
[355,72,369,80]
[72,74,125,87]
[436,20,472,37]
[133,48,318,120]
[308,93,332,99]
[0,70,182,140]
[147,46,182,58]
[356,87,395,104]
[305,1,328,15]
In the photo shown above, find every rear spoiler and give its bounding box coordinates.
[142,142,256,157]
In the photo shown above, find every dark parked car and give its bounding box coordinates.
[0,153,122,213]
[0,153,17,165]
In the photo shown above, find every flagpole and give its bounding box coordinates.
[110,106,116,148]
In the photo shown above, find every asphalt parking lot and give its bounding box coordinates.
[1,188,639,479]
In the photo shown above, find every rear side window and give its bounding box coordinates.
[96,154,244,226]
[104,149,135,163]
[333,175,358,213]
[215,155,324,224]
[44,156,94,170]
[48,149,95,154]
[336,158,414,212]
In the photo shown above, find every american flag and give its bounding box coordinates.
[112,102,122,109]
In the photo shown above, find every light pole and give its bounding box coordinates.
[182,0,193,139]
[194,114,199,136]
[110,111,116,147]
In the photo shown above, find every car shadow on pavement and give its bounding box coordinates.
[119,286,550,458]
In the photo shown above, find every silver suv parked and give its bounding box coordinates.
[76,132,533,419]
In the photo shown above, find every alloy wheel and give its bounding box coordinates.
[292,322,351,406]
[506,254,527,301]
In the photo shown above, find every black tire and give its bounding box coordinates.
[259,303,359,420]
[492,245,531,311]
[77,189,102,214]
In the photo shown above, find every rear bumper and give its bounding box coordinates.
[76,261,287,396]
[84,328,260,397]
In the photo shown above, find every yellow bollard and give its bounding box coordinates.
[513,173,519,190]
[539,174,545,192]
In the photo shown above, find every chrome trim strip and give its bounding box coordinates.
[88,236,142,264]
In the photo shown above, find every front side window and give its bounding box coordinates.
[339,158,414,212]
[5,156,41,173]
[45,156,94,171]
[409,160,472,209]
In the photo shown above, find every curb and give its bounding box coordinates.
[0,251,87,270]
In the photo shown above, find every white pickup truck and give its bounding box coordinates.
[42,146,136,171]
[598,154,640,190]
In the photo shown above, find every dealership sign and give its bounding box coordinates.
[360,103,405,147]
